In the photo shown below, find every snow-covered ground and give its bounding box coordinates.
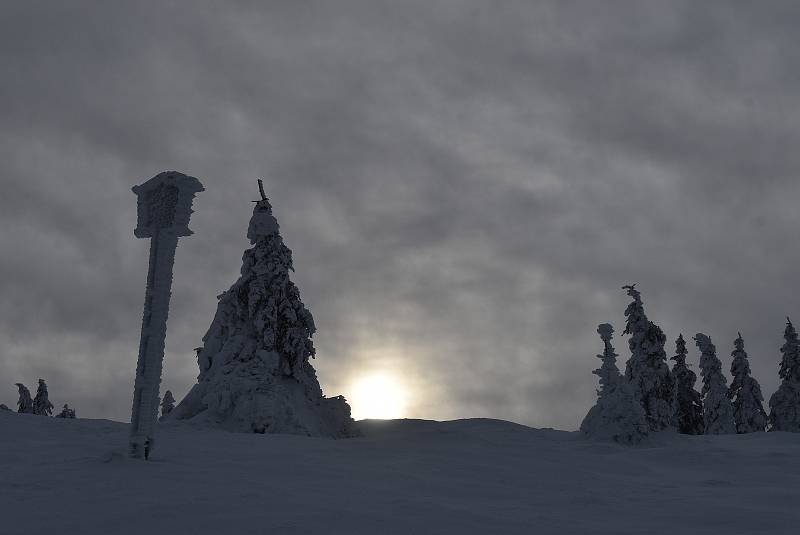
[1,411,798,534]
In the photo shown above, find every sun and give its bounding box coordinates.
[348,373,408,420]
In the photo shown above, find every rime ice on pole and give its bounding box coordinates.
[171,181,356,437]
[129,171,204,460]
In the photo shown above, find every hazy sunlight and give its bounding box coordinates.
[348,373,408,420]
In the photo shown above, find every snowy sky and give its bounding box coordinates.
[2,1,800,429]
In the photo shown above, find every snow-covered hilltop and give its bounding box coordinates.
[170,185,356,437]
[2,411,799,535]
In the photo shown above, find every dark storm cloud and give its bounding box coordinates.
[2,0,800,429]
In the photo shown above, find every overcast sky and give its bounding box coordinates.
[2,1,800,429]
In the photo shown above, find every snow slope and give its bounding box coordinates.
[1,411,798,534]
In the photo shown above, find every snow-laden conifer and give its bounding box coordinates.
[622,284,676,431]
[55,404,76,418]
[728,332,766,433]
[581,324,648,444]
[33,378,53,416]
[16,383,33,414]
[160,390,175,419]
[768,318,800,432]
[695,333,736,434]
[671,334,704,435]
[172,183,356,437]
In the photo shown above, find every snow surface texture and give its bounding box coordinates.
[2,411,799,535]
[171,194,356,437]
[580,324,647,444]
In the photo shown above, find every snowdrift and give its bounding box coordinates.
[1,411,799,534]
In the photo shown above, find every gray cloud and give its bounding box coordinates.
[2,1,800,429]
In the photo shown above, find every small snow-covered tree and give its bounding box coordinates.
[622,285,676,431]
[671,334,704,435]
[16,383,33,414]
[33,378,53,416]
[55,404,76,419]
[728,332,767,433]
[0,403,10,411]
[581,324,648,444]
[768,318,800,432]
[695,333,736,434]
[160,390,175,419]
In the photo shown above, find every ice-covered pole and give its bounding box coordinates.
[129,171,203,459]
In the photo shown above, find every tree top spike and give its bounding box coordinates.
[258,179,266,200]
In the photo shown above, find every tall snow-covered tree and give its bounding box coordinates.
[768,318,800,432]
[728,332,767,433]
[33,378,53,416]
[171,183,356,437]
[695,333,736,434]
[581,324,648,444]
[160,390,175,419]
[16,383,33,414]
[671,334,704,435]
[622,284,676,431]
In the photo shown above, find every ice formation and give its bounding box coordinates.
[171,182,356,437]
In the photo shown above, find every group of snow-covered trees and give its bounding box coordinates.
[7,379,76,419]
[582,285,799,443]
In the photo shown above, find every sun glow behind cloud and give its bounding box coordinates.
[348,373,409,420]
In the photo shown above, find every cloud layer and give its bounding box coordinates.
[2,1,800,429]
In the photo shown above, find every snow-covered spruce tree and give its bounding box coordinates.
[580,323,648,444]
[670,334,704,435]
[16,383,33,414]
[33,378,53,416]
[171,184,356,437]
[728,332,767,433]
[768,318,800,432]
[695,333,736,434]
[55,404,76,419]
[160,390,175,419]
[622,284,676,432]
